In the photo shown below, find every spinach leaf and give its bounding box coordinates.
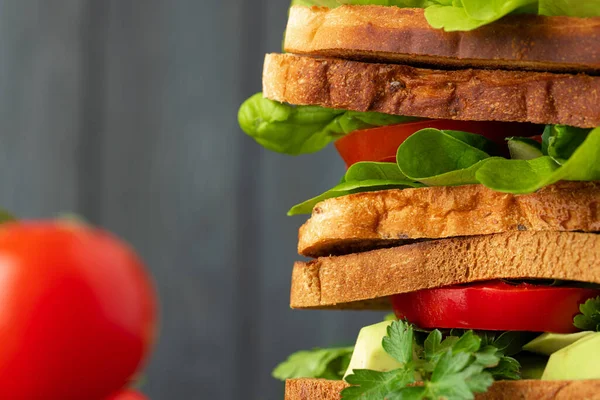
[238,93,417,155]
[396,128,492,186]
[288,162,422,215]
[542,125,590,164]
[477,126,600,193]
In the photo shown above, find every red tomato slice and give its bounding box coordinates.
[391,280,600,333]
[335,120,542,168]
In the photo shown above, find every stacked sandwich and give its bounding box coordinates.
[239,1,600,399]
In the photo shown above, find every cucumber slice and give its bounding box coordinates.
[507,137,544,160]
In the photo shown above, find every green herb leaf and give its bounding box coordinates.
[342,368,415,400]
[272,346,354,381]
[383,320,414,364]
[343,322,507,399]
[573,296,600,332]
[238,93,417,155]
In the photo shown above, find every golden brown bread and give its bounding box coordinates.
[290,231,600,309]
[263,53,600,128]
[285,378,600,399]
[298,182,600,257]
[285,6,600,74]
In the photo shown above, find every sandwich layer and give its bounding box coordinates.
[285,378,600,400]
[285,6,600,74]
[291,231,600,309]
[263,53,600,128]
[299,182,600,257]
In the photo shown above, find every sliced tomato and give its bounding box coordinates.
[391,280,600,333]
[335,120,542,168]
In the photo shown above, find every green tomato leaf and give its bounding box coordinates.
[573,296,600,331]
[272,346,354,381]
[0,209,17,224]
[238,93,417,155]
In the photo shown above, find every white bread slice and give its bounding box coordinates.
[285,378,600,399]
[290,231,600,309]
[284,6,600,74]
[263,53,600,128]
[298,182,600,257]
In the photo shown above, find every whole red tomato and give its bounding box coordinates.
[106,389,148,400]
[0,221,158,400]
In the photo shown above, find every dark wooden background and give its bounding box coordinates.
[0,1,385,398]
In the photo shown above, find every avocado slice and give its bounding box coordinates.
[542,332,600,380]
[522,331,594,356]
[343,321,402,379]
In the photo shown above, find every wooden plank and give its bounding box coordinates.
[0,0,86,217]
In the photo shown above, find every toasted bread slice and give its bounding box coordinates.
[285,6,600,74]
[285,378,600,399]
[263,53,600,128]
[298,182,600,258]
[291,231,600,309]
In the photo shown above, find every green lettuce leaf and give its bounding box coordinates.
[288,162,423,215]
[477,126,600,193]
[238,93,417,155]
[272,346,354,381]
[539,0,600,17]
[291,126,599,214]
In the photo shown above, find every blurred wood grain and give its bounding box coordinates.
[0,1,385,398]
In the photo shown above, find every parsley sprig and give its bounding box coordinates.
[342,321,519,400]
[573,296,600,331]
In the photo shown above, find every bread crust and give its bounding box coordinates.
[285,378,600,399]
[263,53,600,128]
[285,6,600,74]
[290,231,600,309]
[299,182,600,257]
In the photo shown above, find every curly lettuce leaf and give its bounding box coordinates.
[238,93,418,155]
